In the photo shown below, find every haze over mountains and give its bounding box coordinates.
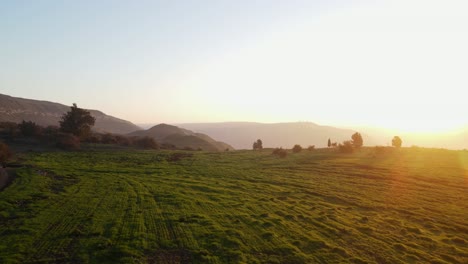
[1,93,466,150]
[0,93,140,134]
[177,122,468,150]
[178,122,359,149]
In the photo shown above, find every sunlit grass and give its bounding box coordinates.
[0,148,466,263]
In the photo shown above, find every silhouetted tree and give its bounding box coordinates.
[328,138,331,148]
[292,144,302,153]
[351,132,363,148]
[392,136,402,148]
[307,145,315,151]
[59,103,96,139]
[253,139,263,150]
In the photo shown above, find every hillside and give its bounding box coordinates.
[0,93,140,134]
[178,122,361,149]
[128,124,234,151]
[0,148,466,263]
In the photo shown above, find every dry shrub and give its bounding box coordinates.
[135,137,159,149]
[338,141,354,153]
[272,148,287,158]
[0,141,13,165]
[56,133,80,150]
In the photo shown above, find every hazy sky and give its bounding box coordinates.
[1,0,467,132]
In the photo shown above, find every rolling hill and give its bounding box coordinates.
[128,124,234,151]
[0,93,140,134]
[178,122,362,149]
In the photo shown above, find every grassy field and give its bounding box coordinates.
[0,147,467,263]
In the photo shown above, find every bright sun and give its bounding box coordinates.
[172,0,467,133]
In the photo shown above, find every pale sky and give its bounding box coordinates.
[1,0,467,133]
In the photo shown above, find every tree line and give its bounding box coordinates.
[0,104,185,162]
[252,132,403,158]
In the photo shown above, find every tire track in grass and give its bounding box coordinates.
[27,171,114,262]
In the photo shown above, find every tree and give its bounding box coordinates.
[18,121,41,137]
[59,103,96,139]
[253,139,263,150]
[292,144,302,153]
[327,138,331,148]
[351,132,363,148]
[392,136,402,148]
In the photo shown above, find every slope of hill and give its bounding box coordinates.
[128,124,234,151]
[0,93,140,134]
[178,122,361,149]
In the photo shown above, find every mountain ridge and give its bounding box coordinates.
[0,93,141,134]
[178,122,361,149]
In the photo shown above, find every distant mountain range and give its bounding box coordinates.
[177,122,360,149]
[178,122,468,150]
[128,124,234,151]
[0,93,140,134]
[3,93,465,150]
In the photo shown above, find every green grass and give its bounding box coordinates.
[0,148,467,263]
